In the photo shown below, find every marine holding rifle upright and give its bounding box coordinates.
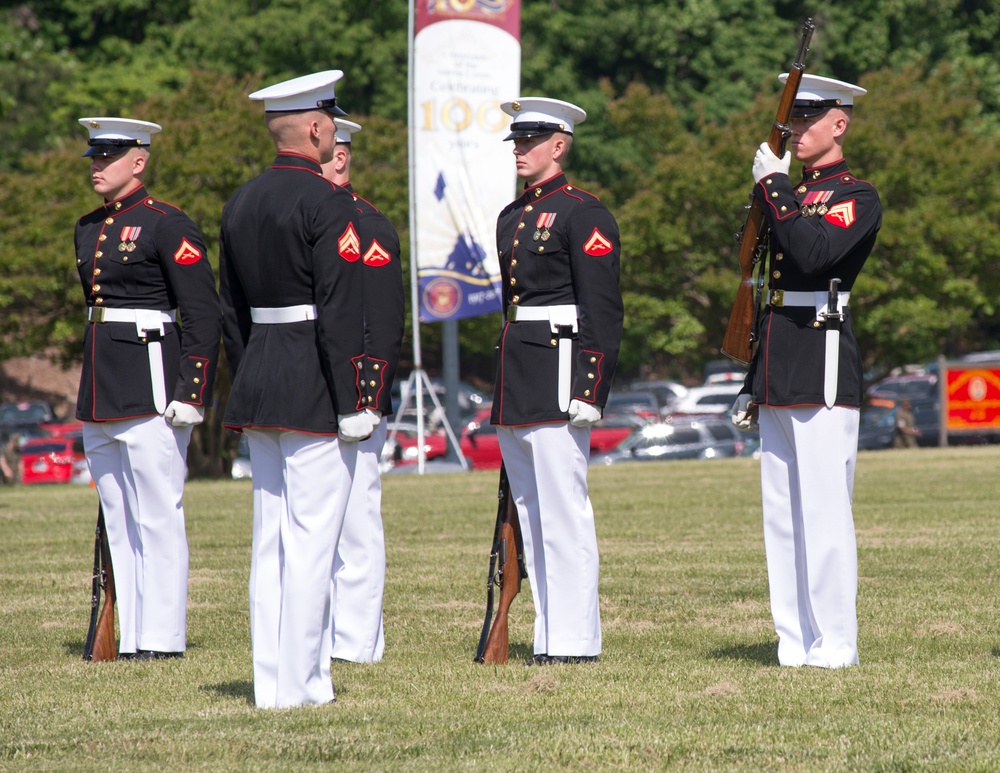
[490,97,624,666]
[731,75,882,668]
[74,117,221,660]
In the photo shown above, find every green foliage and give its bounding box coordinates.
[3,0,1000,402]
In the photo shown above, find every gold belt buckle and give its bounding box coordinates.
[91,306,106,323]
[507,306,519,323]
[769,289,784,307]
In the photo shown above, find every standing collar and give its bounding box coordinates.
[519,172,568,202]
[800,158,850,184]
[272,152,323,174]
[103,185,148,214]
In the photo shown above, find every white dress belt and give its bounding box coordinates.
[769,290,850,309]
[506,304,578,324]
[250,305,318,324]
[88,307,176,324]
[506,304,579,412]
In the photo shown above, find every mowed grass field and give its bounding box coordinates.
[2,446,999,771]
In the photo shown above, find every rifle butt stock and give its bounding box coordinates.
[83,505,117,662]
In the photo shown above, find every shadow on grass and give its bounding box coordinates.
[204,681,255,705]
[707,641,779,666]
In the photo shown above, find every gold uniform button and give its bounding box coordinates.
[196,362,203,369]
[114,202,122,210]
[538,246,545,252]
[122,256,128,261]
[369,380,376,387]
[105,218,114,225]
[584,390,591,397]
[771,192,779,198]
[148,199,154,205]
[534,188,542,197]
[509,277,516,285]
[525,205,533,213]
[190,393,197,400]
[780,206,787,213]
[99,234,107,242]
[511,259,517,267]
[765,177,773,184]
[812,170,821,179]
[513,239,519,247]
[95,251,102,258]
[590,356,597,363]
[517,222,525,230]
[797,185,807,194]
[776,253,784,261]
[512,295,520,303]
[357,362,363,369]
[812,321,822,329]
[94,268,101,276]
[76,259,82,266]
[373,363,380,370]
[193,377,200,384]
[566,186,573,191]
[588,373,595,379]
[95,298,104,304]
[772,271,781,279]
[550,339,557,346]
[92,284,101,292]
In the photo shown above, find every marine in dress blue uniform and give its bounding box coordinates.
[320,119,406,665]
[490,98,624,664]
[219,71,376,709]
[732,75,882,668]
[75,117,221,660]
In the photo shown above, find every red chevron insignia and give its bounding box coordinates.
[362,239,391,266]
[339,223,361,262]
[583,228,613,256]
[824,200,857,229]
[173,238,202,264]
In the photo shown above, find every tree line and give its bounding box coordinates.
[2,1,999,474]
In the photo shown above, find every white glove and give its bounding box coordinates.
[752,141,791,184]
[731,393,759,432]
[164,401,205,427]
[366,409,383,433]
[568,399,602,428]
[338,411,373,442]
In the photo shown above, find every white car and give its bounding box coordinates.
[664,383,744,418]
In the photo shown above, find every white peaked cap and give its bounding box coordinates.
[500,97,587,140]
[249,70,348,115]
[779,73,867,118]
[335,119,362,144]
[78,117,162,157]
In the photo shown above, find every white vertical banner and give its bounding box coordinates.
[411,0,521,322]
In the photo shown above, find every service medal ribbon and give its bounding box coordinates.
[801,190,833,206]
[535,212,557,229]
[120,226,142,242]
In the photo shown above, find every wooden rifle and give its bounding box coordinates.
[474,464,526,664]
[83,504,117,662]
[721,18,816,365]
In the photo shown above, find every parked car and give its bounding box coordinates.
[619,380,689,413]
[592,417,751,465]
[0,400,54,427]
[603,389,661,420]
[857,402,898,450]
[19,435,87,485]
[866,374,937,402]
[665,383,744,418]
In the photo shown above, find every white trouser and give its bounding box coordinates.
[496,423,601,657]
[84,416,192,654]
[328,418,386,663]
[246,429,358,709]
[759,405,860,668]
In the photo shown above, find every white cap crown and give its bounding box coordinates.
[779,73,867,118]
[335,119,362,144]
[501,97,587,140]
[78,117,162,157]
[249,70,348,115]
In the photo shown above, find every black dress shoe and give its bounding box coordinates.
[135,650,184,660]
[116,652,137,661]
[527,654,599,666]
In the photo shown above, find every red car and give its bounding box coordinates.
[391,410,641,471]
[19,435,88,485]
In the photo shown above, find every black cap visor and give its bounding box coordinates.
[83,138,146,157]
[317,98,348,117]
[791,99,844,119]
[503,120,571,141]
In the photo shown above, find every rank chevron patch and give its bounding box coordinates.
[824,200,857,229]
[339,223,361,262]
[362,239,391,266]
[173,238,202,264]
[583,228,613,256]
